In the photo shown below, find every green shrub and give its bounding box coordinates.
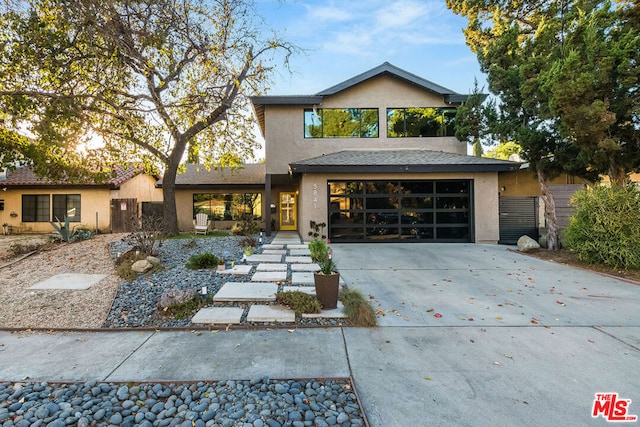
[564,184,640,269]
[117,262,137,282]
[161,294,213,320]
[7,241,47,257]
[340,288,377,327]
[276,291,321,315]
[308,238,329,263]
[186,252,220,269]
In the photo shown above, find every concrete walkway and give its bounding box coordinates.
[192,231,346,324]
[1,242,639,426]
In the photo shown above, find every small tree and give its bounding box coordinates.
[455,78,487,157]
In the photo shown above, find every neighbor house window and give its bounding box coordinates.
[387,107,456,137]
[53,194,81,222]
[193,193,262,220]
[0,200,4,211]
[304,108,379,138]
[22,195,50,222]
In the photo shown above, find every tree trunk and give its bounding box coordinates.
[162,162,180,236]
[608,163,627,187]
[537,170,560,250]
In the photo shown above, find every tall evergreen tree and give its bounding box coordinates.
[455,78,486,157]
[447,0,636,249]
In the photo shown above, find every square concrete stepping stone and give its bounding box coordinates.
[302,302,347,319]
[281,286,316,296]
[262,249,287,255]
[256,263,287,271]
[285,256,313,264]
[247,305,295,323]
[213,282,277,302]
[217,265,252,275]
[289,249,311,256]
[291,263,320,272]
[287,244,309,250]
[291,272,314,285]
[261,244,284,250]
[246,254,282,263]
[251,271,287,282]
[30,273,107,290]
[191,307,244,324]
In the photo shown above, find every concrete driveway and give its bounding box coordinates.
[0,243,637,426]
[332,243,640,427]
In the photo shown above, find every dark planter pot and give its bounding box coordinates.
[313,271,340,309]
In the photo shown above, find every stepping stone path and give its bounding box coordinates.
[192,231,347,326]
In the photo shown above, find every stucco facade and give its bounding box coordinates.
[297,172,500,243]
[264,75,466,176]
[251,62,519,243]
[0,168,162,234]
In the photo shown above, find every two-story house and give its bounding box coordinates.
[251,62,519,243]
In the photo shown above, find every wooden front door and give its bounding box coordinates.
[279,192,297,230]
[111,198,138,233]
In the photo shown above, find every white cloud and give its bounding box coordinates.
[305,4,354,22]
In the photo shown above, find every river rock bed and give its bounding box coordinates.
[104,235,267,328]
[0,379,365,426]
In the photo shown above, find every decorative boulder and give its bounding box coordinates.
[131,259,153,273]
[146,256,161,266]
[517,235,541,252]
[157,288,197,309]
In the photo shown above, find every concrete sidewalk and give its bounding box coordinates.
[1,243,639,426]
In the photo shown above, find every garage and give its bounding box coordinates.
[328,179,472,242]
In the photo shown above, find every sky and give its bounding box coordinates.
[254,0,487,96]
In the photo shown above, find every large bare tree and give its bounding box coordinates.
[0,0,295,234]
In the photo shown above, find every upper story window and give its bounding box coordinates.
[304,108,379,138]
[387,107,457,137]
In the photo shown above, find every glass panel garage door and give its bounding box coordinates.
[328,180,472,242]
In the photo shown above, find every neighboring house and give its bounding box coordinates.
[497,167,640,244]
[249,62,520,243]
[161,163,266,232]
[0,165,162,234]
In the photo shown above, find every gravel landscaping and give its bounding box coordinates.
[103,234,349,329]
[0,379,365,427]
[104,235,255,328]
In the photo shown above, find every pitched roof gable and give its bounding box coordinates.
[316,62,460,97]
[250,62,472,136]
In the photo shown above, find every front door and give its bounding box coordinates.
[280,192,297,230]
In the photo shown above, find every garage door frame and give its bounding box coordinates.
[328,179,474,243]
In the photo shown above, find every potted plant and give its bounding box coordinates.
[313,241,339,309]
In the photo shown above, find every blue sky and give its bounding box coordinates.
[255,0,486,96]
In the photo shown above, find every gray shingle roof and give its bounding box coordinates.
[158,163,266,187]
[289,150,520,174]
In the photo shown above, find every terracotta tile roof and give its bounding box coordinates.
[158,163,266,187]
[289,149,521,173]
[0,165,146,188]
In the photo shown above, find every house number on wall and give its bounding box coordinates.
[312,183,318,209]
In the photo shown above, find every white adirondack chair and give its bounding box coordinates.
[193,213,211,235]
